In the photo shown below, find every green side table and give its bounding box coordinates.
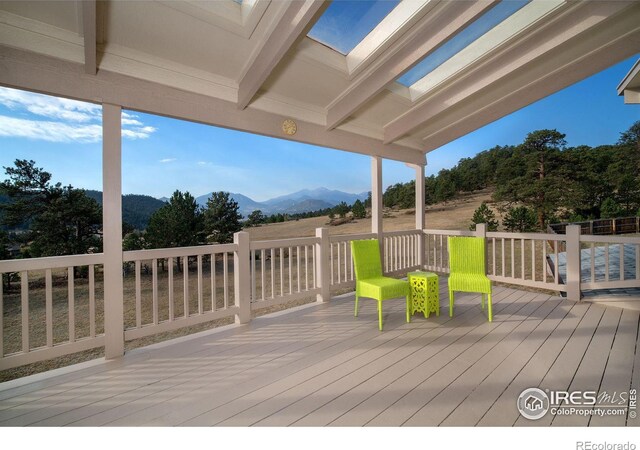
[407,271,439,318]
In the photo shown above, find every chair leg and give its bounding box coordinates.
[481,293,485,310]
[378,301,383,331]
[449,289,454,317]
[406,296,411,323]
[354,294,359,317]
[488,293,493,322]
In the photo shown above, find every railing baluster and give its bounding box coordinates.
[168,257,174,321]
[312,245,317,289]
[492,238,496,276]
[590,243,595,283]
[89,264,96,337]
[288,246,293,294]
[433,235,437,270]
[183,256,189,318]
[271,248,275,299]
[21,271,28,353]
[605,244,610,282]
[45,269,53,347]
[543,240,547,283]
[251,250,256,302]
[134,261,141,329]
[197,255,203,314]
[343,242,347,282]
[261,249,266,301]
[330,243,334,285]
[68,267,75,343]
[223,252,229,309]
[349,242,354,281]
[554,242,559,285]
[620,243,625,281]
[211,253,217,311]
[337,242,341,283]
[297,246,301,292]
[304,245,309,291]
[385,237,389,272]
[511,238,515,278]
[521,239,525,280]
[152,259,158,325]
[531,240,535,282]
[501,238,505,277]
[280,248,284,297]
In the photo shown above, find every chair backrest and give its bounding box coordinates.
[350,239,383,280]
[448,236,486,275]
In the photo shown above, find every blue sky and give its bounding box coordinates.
[0,54,638,202]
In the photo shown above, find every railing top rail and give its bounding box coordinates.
[0,252,104,272]
[423,229,475,237]
[123,243,236,262]
[580,235,640,244]
[250,237,320,250]
[382,229,422,237]
[486,231,564,240]
[330,232,377,243]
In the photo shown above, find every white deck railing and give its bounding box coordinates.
[579,235,640,290]
[249,237,320,310]
[2,223,640,370]
[122,243,238,341]
[0,253,105,369]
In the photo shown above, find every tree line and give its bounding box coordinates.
[384,121,640,231]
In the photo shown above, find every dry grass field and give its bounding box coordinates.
[1,190,495,382]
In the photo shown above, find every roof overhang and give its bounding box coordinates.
[0,0,639,163]
[617,58,640,103]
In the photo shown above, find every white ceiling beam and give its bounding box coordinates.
[0,45,425,166]
[325,0,499,131]
[383,1,637,144]
[81,0,96,75]
[420,14,640,151]
[237,0,327,110]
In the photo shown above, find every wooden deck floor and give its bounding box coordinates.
[1,279,638,427]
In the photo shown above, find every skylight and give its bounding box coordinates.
[307,0,401,55]
[397,0,530,88]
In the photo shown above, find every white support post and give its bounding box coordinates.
[414,163,425,267]
[234,231,251,324]
[315,227,330,303]
[565,224,582,301]
[102,103,124,359]
[371,156,384,260]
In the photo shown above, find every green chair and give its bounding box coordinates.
[447,236,493,322]
[350,239,411,331]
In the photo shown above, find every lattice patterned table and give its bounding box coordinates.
[407,271,439,318]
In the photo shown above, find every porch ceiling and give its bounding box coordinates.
[0,1,639,163]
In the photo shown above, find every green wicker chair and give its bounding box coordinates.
[447,236,493,322]
[350,239,410,331]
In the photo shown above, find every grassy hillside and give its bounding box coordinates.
[247,189,494,241]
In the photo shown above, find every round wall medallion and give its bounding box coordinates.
[282,119,297,136]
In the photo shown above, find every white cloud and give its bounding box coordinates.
[0,86,157,142]
[197,161,208,166]
[159,158,177,163]
[0,115,102,143]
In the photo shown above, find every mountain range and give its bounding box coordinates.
[195,187,368,217]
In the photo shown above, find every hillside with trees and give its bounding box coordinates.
[385,121,640,232]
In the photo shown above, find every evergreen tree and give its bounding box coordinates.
[0,160,102,258]
[502,206,537,232]
[469,203,499,231]
[245,210,266,227]
[146,190,203,249]
[600,198,622,219]
[203,191,242,244]
[351,199,366,219]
